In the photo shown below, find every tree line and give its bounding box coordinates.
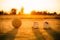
[0,8,60,15]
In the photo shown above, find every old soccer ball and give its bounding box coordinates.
[12,19,22,28]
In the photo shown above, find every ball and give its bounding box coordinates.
[12,19,22,28]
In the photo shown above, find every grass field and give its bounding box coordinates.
[0,15,60,40]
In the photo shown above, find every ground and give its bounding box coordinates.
[0,15,60,40]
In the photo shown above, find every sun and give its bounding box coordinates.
[0,0,59,14]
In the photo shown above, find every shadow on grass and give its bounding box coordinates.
[0,28,18,40]
[44,27,60,40]
[32,28,45,40]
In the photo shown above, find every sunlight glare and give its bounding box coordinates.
[0,0,59,14]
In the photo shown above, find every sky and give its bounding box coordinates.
[0,0,60,14]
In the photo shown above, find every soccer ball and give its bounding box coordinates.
[12,19,22,28]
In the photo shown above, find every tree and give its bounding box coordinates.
[4,12,8,15]
[10,8,17,15]
[19,7,24,15]
[0,11,4,15]
[31,10,37,15]
[43,11,47,15]
[53,12,57,15]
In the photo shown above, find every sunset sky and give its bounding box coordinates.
[0,0,60,14]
